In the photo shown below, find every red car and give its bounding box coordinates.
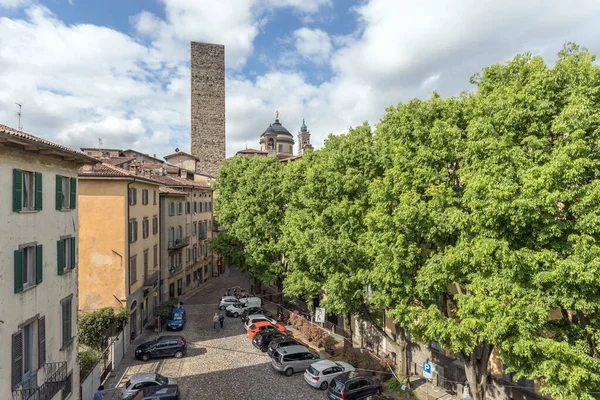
[247,321,287,339]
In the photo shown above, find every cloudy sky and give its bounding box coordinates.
[1,0,599,158]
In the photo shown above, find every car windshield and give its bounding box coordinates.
[169,313,183,320]
[155,374,168,385]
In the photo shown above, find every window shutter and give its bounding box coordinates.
[14,249,24,293]
[57,240,65,275]
[13,169,22,212]
[38,317,46,366]
[62,301,69,346]
[70,177,77,209]
[34,172,43,210]
[55,175,63,210]
[36,244,43,285]
[12,331,23,389]
[71,237,76,269]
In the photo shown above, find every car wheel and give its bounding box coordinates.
[141,354,150,362]
[284,368,294,377]
[233,312,239,317]
[261,347,267,353]
[174,350,184,359]
[320,381,328,390]
[219,306,225,310]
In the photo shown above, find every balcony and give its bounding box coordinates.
[198,232,207,240]
[168,237,189,250]
[12,362,67,400]
[143,270,158,287]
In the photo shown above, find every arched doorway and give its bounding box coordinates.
[130,301,138,341]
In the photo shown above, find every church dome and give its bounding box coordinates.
[261,118,293,137]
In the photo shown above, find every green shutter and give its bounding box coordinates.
[56,175,63,210]
[14,249,24,293]
[35,172,43,210]
[71,237,76,269]
[70,177,77,209]
[57,240,64,275]
[13,169,22,212]
[36,244,43,284]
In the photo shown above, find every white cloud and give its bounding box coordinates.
[293,28,332,63]
[0,0,28,8]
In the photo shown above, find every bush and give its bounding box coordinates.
[344,348,361,366]
[362,353,380,371]
[322,335,338,351]
[79,307,122,351]
[301,321,312,339]
[78,349,100,379]
[288,313,298,326]
[296,316,305,328]
[154,298,180,319]
[310,325,324,343]
[388,377,411,394]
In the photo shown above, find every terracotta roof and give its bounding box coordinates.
[81,147,123,152]
[122,149,164,163]
[163,151,199,161]
[78,162,161,185]
[236,148,268,155]
[0,124,97,163]
[159,186,187,195]
[152,174,211,189]
[103,157,136,167]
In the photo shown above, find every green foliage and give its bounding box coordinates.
[79,307,122,351]
[388,376,412,395]
[77,349,100,379]
[322,335,338,351]
[153,297,180,319]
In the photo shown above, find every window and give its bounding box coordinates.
[152,215,158,235]
[153,245,158,267]
[143,250,149,278]
[142,189,148,205]
[129,220,138,243]
[199,202,203,213]
[54,175,76,211]
[61,297,72,347]
[177,252,182,266]
[14,244,42,293]
[186,202,191,214]
[169,202,175,216]
[278,143,283,152]
[178,226,183,240]
[128,187,137,206]
[61,176,70,209]
[13,169,42,212]
[204,202,208,212]
[142,218,149,238]
[186,274,191,286]
[177,202,183,214]
[169,227,175,243]
[12,319,45,389]
[209,201,212,212]
[130,256,137,284]
[186,223,190,237]
[57,237,76,275]
[177,279,182,296]
[193,202,197,213]
[192,246,197,261]
[153,190,157,205]
[186,248,191,262]
[62,372,72,400]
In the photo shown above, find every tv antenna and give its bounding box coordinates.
[15,102,23,130]
[98,138,103,149]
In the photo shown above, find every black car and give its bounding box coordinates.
[267,336,304,357]
[135,336,186,362]
[241,307,272,322]
[327,372,382,400]
[252,331,288,352]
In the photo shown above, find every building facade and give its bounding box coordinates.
[159,187,187,301]
[78,163,161,341]
[0,124,96,400]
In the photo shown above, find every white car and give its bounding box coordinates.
[218,296,238,310]
[243,315,277,330]
[303,360,355,390]
[225,297,262,317]
[119,373,176,399]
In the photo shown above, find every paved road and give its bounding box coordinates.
[111,268,326,400]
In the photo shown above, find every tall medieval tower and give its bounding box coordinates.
[190,42,225,177]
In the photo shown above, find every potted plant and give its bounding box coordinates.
[322,335,338,355]
[311,325,324,346]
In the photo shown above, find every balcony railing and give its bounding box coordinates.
[198,232,207,240]
[168,237,189,250]
[12,362,67,400]
[143,270,158,287]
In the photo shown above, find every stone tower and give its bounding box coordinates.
[297,119,312,155]
[190,42,225,177]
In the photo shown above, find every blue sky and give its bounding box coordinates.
[1,0,599,158]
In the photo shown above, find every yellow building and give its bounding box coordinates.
[77,162,161,341]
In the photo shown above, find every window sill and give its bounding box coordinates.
[17,210,40,214]
[60,268,74,276]
[59,209,74,212]
[20,284,38,294]
[60,337,74,351]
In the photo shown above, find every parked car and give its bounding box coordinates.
[244,315,278,330]
[271,344,322,376]
[218,296,238,310]
[267,336,305,357]
[247,321,287,339]
[360,395,394,400]
[304,360,356,390]
[326,372,382,400]
[167,307,186,330]
[134,335,186,361]
[124,384,180,400]
[119,374,176,399]
[251,331,288,352]
[241,307,272,321]
[225,297,261,317]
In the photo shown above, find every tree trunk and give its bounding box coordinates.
[344,313,353,352]
[461,342,493,400]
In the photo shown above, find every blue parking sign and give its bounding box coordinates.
[423,362,432,378]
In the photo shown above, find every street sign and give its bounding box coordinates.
[423,362,432,379]
[315,307,326,323]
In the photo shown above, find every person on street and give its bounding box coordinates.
[213,313,219,329]
[93,385,105,400]
[219,313,225,328]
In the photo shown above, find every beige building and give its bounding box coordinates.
[0,124,96,400]
[78,162,161,341]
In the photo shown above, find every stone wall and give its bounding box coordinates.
[190,42,225,177]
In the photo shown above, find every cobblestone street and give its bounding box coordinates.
[106,268,325,400]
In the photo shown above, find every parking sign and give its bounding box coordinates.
[423,362,432,378]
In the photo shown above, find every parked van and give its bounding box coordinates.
[167,307,186,330]
[225,297,262,317]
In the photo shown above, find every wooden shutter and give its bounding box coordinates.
[14,249,24,293]
[62,301,69,346]
[34,172,43,211]
[57,240,65,275]
[55,175,63,210]
[70,177,77,209]
[12,331,23,389]
[71,237,76,269]
[38,317,46,366]
[36,244,43,285]
[13,169,22,212]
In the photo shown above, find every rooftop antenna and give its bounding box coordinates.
[98,138,103,149]
[15,102,23,130]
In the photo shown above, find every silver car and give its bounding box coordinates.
[271,344,322,376]
[304,360,355,390]
[120,373,177,399]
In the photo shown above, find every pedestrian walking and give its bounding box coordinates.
[219,313,225,328]
[213,313,219,329]
[93,385,105,400]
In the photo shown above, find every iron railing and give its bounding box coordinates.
[12,362,67,400]
[143,270,158,287]
[168,237,189,250]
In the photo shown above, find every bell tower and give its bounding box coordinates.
[297,119,312,155]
